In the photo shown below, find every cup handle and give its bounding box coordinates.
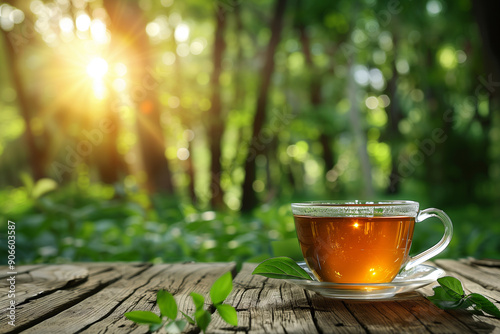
[405,208,453,270]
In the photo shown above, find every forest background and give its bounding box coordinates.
[0,0,499,264]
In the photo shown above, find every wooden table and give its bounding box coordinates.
[1,259,499,333]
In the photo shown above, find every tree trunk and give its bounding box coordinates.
[168,17,197,204]
[298,26,335,172]
[472,1,500,83]
[385,37,403,194]
[208,4,227,208]
[103,0,174,193]
[1,29,45,181]
[347,58,374,198]
[240,0,288,212]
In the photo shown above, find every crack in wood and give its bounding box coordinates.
[305,291,323,334]
[72,264,160,334]
[341,300,370,333]
[3,273,122,334]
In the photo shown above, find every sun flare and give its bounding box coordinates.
[86,57,109,79]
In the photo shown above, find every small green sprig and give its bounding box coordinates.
[125,271,237,333]
[427,276,500,318]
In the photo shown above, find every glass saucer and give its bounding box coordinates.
[284,262,445,300]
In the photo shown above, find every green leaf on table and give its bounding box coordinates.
[181,311,195,325]
[210,271,233,305]
[427,276,500,319]
[157,290,177,320]
[190,292,205,311]
[195,309,211,333]
[467,293,500,318]
[437,276,465,299]
[252,257,312,280]
[124,311,162,324]
[427,286,463,309]
[164,320,187,333]
[216,304,238,326]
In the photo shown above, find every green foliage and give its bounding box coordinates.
[1,184,499,265]
[125,271,237,333]
[427,276,500,318]
[252,257,312,280]
[1,0,500,265]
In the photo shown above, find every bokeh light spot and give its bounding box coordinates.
[59,17,74,32]
[174,23,190,42]
[114,63,127,76]
[365,96,379,110]
[427,0,442,15]
[162,51,176,65]
[86,57,108,79]
[252,180,265,192]
[438,46,457,69]
[177,148,190,160]
[140,100,154,114]
[76,13,90,31]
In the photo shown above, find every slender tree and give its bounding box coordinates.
[240,0,288,212]
[103,0,174,193]
[384,36,403,194]
[208,4,227,208]
[298,25,335,173]
[1,25,45,181]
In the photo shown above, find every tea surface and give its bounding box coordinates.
[294,216,415,283]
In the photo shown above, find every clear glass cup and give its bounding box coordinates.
[291,200,453,283]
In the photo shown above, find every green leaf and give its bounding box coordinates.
[164,320,187,333]
[181,311,195,325]
[427,277,500,319]
[20,172,34,192]
[195,309,211,333]
[252,257,312,280]
[437,276,465,300]
[31,178,58,199]
[427,286,463,309]
[124,311,162,325]
[210,271,233,305]
[467,293,500,318]
[190,292,205,311]
[216,304,238,326]
[149,322,164,332]
[157,290,177,320]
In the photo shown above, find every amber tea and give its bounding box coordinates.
[291,201,453,284]
[294,215,415,283]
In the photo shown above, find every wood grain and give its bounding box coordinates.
[208,263,366,333]
[0,265,88,307]
[1,260,499,333]
[0,263,149,334]
[80,262,236,334]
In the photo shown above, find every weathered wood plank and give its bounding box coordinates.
[342,300,430,333]
[22,264,169,334]
[0,263,148,334]
[1,260,498,333]
[418,265,500,333]
[0,265,43,279]
[460,258,500,279]
[208,263,366,333]
[435,259,500,292]
[78,262,236,334]
[0,265,88,307]
[395,299,478,333]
